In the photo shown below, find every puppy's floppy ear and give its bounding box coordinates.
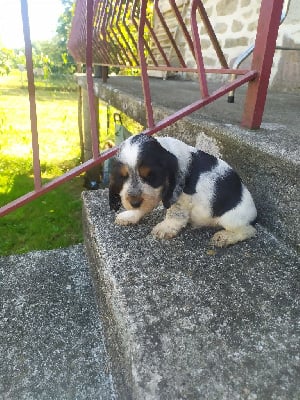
[109,190,122,212]
[109,160,123,211]
[161,152,179,209]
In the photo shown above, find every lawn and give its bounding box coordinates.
[0,71,85,256]
[0,70,142,256]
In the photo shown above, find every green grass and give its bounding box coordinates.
[0,70,83,256]
[0,70,142,256]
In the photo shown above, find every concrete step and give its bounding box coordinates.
[0,244,116,399]
[83,189,300,400]
[79,75,300,252]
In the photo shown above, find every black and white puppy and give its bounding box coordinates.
[109,134,257,247]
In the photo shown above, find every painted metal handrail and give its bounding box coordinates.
[227,0,292,103]
[0,0,284,217]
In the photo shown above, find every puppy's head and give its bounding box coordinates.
[109,134,178,212]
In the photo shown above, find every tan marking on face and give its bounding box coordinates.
[120,164,129,178]
[138,165,151,179]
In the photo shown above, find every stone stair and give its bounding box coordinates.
[0,245,116,399]
[79,76,299,399]
[82,188,299,400]
[1,78,299,399]
[87,75,299,252]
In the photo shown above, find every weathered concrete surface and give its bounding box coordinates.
[77,75,300,252]
[0,245,115,399]
[83,189,300,400]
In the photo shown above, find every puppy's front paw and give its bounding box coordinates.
[151,221,179,239]
[115,210,141,226]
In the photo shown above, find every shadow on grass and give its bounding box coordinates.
[0,173,84,256]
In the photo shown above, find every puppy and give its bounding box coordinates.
[109,134,257,247]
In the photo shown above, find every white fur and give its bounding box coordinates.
[216,185,257,230]
[115,209,144,225]
[112,135,257,247]
[189,160,235,226]
[118,140,139,169]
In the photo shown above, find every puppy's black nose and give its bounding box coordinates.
[129,197,143,208]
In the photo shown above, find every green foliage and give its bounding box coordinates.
[1,39,74,79]
[0,70,142,256]
[0,1,76,77]
[0,48,15,75]
[32,38,75,75]
[31,0,76,76]
[55,0,76,74]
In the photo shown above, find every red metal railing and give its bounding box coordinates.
[0,0,284,217]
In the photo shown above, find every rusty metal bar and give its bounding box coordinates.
[190,0,209,97]
[242,0,284,128]
[95,1,106,66]
[0,70,256,218]
[20,0,42,190]
[168,0,195,59]
[121,0,139,63]
[145,18,171,67]
[2,0,282,217]
[228,0,291,103]
[92,63,252,75]
[138,0,155,128]
[107,1,129,65]
[86,0,100,158]
[196,0,229,69]
[132,0,158,67]
[0,149,117,218]
[143,70,257,135]
[154,0,187,68]
[114,0,139,65]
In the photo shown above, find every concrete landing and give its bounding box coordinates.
[0,244,115,399]
[83,189,300,400]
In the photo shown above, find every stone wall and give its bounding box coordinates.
[272,0,300,90]
[183,0,260,71]
[153,0,300,90]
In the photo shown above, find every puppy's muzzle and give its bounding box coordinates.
[128,195,143,208]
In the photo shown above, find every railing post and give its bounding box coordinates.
[138,0,155,128]
[190,0,209,98]
[241,0,284,129]
[82,88,101,189]
[21,0,42,190]
[86,0,100,157]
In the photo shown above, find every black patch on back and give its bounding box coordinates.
[212,169,243,217]
[184,150,218,195]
